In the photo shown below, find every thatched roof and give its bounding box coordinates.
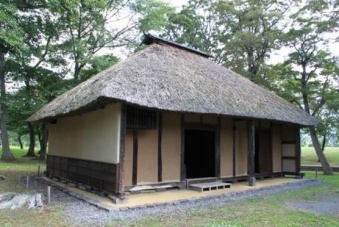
[28,36,316,126]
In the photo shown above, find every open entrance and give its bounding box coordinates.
[184,129,216,179]
[255,130,272,173]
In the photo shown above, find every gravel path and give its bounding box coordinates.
[23,177,321,226]
[285,195,339,216]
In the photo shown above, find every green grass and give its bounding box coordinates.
[0,146,45,172]
[0,147,67,227]
[301,147,339,166]
[0,147,46,193]
[111,172,339,226]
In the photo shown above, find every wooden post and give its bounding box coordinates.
[117,104,127,197]
[295,125,301,176]
[248,120,256,186]
[157,112,163,182]
[47,186,51,205]
[132,129,138,185]
[215,116,221,179]
[232,121,236,177]
[180,114,185,181]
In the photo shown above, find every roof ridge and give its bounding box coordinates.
[142,33,213,58]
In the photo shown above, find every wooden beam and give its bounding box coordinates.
[132,129,138,185]
[183,123,218,130]
[158,112,163,182]
[247,120,256,186]
[117,104,127,195]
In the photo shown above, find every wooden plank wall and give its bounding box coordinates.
[46,155,119,194]
[281,124,298,173]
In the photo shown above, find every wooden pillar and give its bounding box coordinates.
[117,104,127,197]
[132,129,138,185]
[232,121,236,177]
[215,116,221,178]
[248,120,256,186]
[157,112,163,182]
[180,114,185,181]
[295,125,301,175]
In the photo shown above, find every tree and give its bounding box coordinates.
[133,0,175,33]
[213,0,299,83]
[79,55,119,81]
[5,0,61,157]
[161,0,221,57]
[269,1,339,174]
[0,2,25,160]
[161,0,297,85]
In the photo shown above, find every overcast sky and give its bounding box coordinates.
[164,0,186,8]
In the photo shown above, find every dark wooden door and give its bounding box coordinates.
[255,131,272,173]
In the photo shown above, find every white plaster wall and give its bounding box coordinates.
[48,103,121,163]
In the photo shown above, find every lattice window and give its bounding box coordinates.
[126,106,157,129]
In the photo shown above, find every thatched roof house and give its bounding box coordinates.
[28,35,315,126]
[30,34,315,202]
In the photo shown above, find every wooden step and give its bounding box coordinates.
[188,182,232,192]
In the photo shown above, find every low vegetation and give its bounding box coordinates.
[0,148,65,227]
[302,147,339,166]
[0,147,339,226]
[109,171,339,226]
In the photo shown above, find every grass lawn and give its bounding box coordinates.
[1,147,339,226]
[301,147,339,166]
[0,147,46,192]
[111,172,339,227]
[0,147,67,227]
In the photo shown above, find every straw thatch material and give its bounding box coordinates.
[28,43,316,126]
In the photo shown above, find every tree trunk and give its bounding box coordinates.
[17,134,23,149]
[321,133,326,152]
[309,126,333,175]
[0,52,14,161]
[39,123,48,160]
[318,133,327,162]
[25,122,35,157]
[37,129,41,154]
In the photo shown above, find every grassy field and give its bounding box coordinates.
[1,147,339,226]
[301,147,339,166]
[112,171,339,227]
[0,147,46,192]
[0,148,65,227]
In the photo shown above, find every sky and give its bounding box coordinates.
[164,0,187,8]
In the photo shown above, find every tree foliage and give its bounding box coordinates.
[1,0,174,160]
[267,0,339,174]
[0,1,25,160]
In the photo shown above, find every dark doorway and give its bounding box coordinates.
[255,130,272,173]
[184,129,216,179]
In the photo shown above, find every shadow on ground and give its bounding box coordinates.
[285,194,339,216]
